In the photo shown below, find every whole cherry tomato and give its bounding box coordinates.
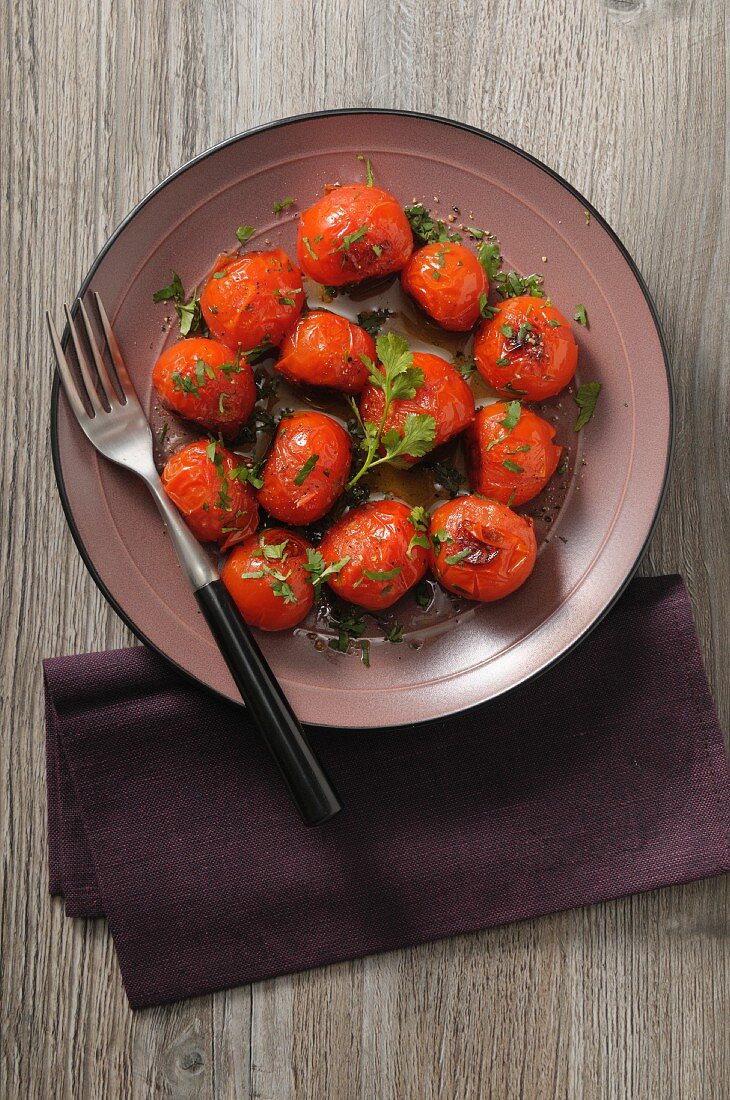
[318,499,429,611]
[221,528,315,631]
[401,242,489,331]
[152,337,256,440]
[200,248,304,353]
[162,440,259,550]
[297,184,413,286]
[275,310,376,393]
[429,496,537,602]
[358,351,475,463]
[466,401,562,506]
[257,410,351,525]
[473,295,577,401]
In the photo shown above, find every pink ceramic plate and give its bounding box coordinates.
[51,110,672,728]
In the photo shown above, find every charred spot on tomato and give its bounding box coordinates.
[450,531,500,567]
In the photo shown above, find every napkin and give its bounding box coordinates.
[44,575,730,1008]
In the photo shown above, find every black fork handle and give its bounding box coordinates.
[195,580,342,826]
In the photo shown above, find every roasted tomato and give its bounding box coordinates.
[221,528,315,631]
[473,295,577,401]
[358,351,475,464]
[429,496,537,602]
[297,184,412,286]
[257,410,351,525]
[401,242,489,331]
[161,440,259,550]
[200,248,304,353]
[275,310,375,394]
[466,401,562,506]
[318,499,429,611]
[152,337,256,440]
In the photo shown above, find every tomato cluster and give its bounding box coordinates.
[150,176,582,636]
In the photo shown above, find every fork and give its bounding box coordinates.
[48,293,342,825]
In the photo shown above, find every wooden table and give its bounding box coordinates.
[2,1,727,1096]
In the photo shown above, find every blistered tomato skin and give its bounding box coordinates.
[358,351,475,464]
[401,242,489,331]
[296,184,413,286]
[161,440,259,550]
[467,402,562,506]
[318,499,429,612]
[152,337,256,440]
[473,295,578,401]
[200,248,304,353]
[275,310,375,394]
[221,528,315,631]
[429,496,537,602]
[257,411,351,525]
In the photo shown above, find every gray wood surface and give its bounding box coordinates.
[1,0,728,1096]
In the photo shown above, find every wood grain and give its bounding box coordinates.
[1,0,727,1097]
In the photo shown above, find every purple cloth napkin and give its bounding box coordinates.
[44,575,730,1008]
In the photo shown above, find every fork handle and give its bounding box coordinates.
[194,580,342,825]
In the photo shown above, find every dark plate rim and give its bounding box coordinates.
[50,107,675,730]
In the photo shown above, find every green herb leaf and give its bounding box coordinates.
[338,224,369,252]
[175,287,203,337]
[404,203,460,245]
[502,458,525,473]
[446,548,472,565]
[479,293,499,320]
[356,308,391,337]
[494,270,544,299]
[363,566,403,582]
[431,528,453,553]
[573,381,601,431]
[357,154,375,186]
[360,639,371,666]
[477,240,502,279]
[272,198,295,214]
[302,236,318,260]
[236,225,255,244]
[304,549,350,596]
[294,454,319,486]
[574,304,589,327]
[153,271,185,303]
[499,400,522,431]
[328,606,367,652]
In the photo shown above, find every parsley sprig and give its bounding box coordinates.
[304,549,350,597]
[347,334,436,488]
[405,203,461,245]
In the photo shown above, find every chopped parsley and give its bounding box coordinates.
[302,236,318,260]
[152,271,185,303]
[573,381,602,431]
[294,454,319,485]
[502,458,525,473]
[445,548,472,566]
[479,293,499,320]
[404,203,460,245]
[175,286,204,337]
[272,198,295,214]
[304,549,350,597]
[494,270,544,299]
[574,304,589,327]
[356,154,375,187]
[363,566,403,582]
[236,225,255,244]
[499,401,522,431]
[328,606,367,652]
[477,240,502,279]
[338,224,369,252]
[357,307,391,337]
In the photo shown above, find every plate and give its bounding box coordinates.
[51,110,673,728]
